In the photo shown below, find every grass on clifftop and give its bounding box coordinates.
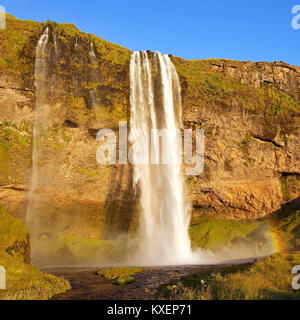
[156,252,300,300]
[0,14,39,78]
[53,21,131,66]
[0,14,130,81]
[172,57,300,116]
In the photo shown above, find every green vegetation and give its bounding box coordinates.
[156,252,300,300]
[189,216,262,250]
[32,232,126,265]
[0,13,130,132]
[97,267,144,285]
[158,204,300,300]
[267,207,300,252]
[279,175,300,202]
[0,205,28,253]
[0,13,130,78]
[0,206,70,300]
[0,13,299,299]
[0,121,32,185]
[53,22,131,66]
[74,167,102,178]
[0,14,39,81]
[97,267,144,279]
[270,94,299,115]
[38,125,72,152]
[0,252,71,300]
[112,276,135,285]
[172,57,300,116]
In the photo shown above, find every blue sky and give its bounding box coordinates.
[1,0,300,66]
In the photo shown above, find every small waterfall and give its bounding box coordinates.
[74,35,79,50]
[130,51,193,265]
[53,30,58,57]
[89,88,98,107]
[26,27,49,224]
[88,40,99,107]
[89,40,97,63]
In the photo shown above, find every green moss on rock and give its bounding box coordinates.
[0,122,32,185]
[172,57,300,118]
[189,217,262,250]
[97,267,144,280]
[31,232,127,265]
[0,205,29,259]
[0,206,70,300]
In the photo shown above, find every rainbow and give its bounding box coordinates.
[266,219,287,253]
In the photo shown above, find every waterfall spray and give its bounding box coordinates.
[26,27,49,224]
[130,51,193,265]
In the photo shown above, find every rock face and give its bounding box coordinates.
[0,14,299,241]
[174,58,300,219]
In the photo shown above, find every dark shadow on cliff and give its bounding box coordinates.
[264,196,300,252]
[267,196,300,219]
[101,164,138,239]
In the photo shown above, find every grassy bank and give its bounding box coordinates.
[0,206,70,300]
[156,252,300,300]
[158,204,300,300]
[0,252,70,300]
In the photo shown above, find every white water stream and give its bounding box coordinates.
[130,51,194,265]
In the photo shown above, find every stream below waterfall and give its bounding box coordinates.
[44,260,256,300]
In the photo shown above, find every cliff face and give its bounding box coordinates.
[0,14,299,238]
[174,58,300,219]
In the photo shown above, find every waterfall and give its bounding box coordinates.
[26,27,49,224]
[53,29,58,57]
[130,51,193,265]
[90,88,98,107]
[89,40,97,63]
[75,35,79,50]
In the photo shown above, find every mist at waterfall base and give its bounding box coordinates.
[27,30,275,267]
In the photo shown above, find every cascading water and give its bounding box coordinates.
[130,51,194,265]
[89,40,97,63]
[90,88,98,107]
[26,27,49,224]
[88,40,99,107]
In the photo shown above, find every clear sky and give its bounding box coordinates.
[1,0,300,66]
